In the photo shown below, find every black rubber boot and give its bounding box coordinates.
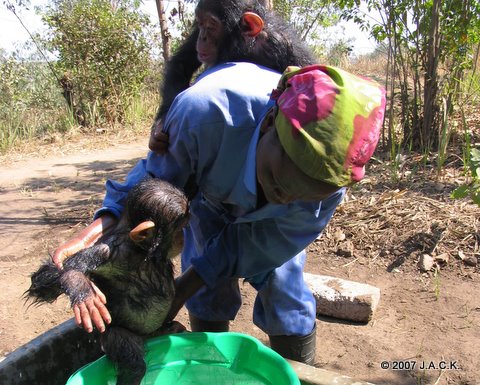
[189,313,230,332]
[268,325,316,365]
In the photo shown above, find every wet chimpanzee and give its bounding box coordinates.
[25,178,189,385]
[149,0,316,153]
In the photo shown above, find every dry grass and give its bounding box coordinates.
[0,123,150,166]
[318,154,480,278]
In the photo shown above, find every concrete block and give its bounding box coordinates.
[304,273,380,323]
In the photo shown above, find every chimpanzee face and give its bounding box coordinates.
[195,9,224,67]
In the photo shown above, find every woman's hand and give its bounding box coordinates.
[166,266,205,322]
[149,119,170,155]
[52,214,117,269]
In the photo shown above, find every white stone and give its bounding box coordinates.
[419,254,435,272]
[304,273,381,323]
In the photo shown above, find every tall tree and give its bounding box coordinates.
[341,0,480,152]
[422,0,440,149]
[273,0,342,43]
[155,0,171,61]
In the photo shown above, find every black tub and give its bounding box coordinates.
[0,319,102,385]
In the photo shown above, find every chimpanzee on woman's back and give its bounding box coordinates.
[150,0,315,154]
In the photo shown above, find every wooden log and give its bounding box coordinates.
[304,273,380,323]
[288,360,376,385]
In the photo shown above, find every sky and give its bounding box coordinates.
[0,0,377,55]
[0,0,49,52]
[0,0,161,53]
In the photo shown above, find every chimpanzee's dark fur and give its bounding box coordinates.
[25,178,189,385]
[155,0,315,121]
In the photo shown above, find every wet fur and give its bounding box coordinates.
[25,178,188,385]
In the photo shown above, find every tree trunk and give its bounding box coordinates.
[178,0,185,24]
[155,0,171,62]
[422,0,441,150]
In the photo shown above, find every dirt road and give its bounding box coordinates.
[0,138,147,357]
[0,135,479,385]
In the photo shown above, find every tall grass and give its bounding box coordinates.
[0,58,72,154]
[0,105,74,153]
[0,57,159,155]
[124,90,160,130]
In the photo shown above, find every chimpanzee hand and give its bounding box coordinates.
[52,215,117,269]
[148,119,170,155]
[72,280,111,333]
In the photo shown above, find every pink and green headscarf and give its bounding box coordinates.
[272,65,386,187]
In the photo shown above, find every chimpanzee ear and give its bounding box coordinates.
[129,221,156,243]
[241,12,264,37]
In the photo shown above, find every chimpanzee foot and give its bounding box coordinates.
[101,326,146,385]
[149,320,188,338]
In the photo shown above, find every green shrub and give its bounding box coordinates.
[42,0,152,127]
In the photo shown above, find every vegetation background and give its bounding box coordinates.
[1,0,479,204]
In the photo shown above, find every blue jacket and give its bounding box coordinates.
[96,62,344,288]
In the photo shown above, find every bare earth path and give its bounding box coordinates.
[0,134,479,385]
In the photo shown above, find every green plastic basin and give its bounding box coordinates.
[66,332,300,385]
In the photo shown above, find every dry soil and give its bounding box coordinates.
[0,133,479,385]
